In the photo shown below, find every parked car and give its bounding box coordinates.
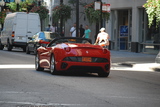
[35,37,111,77]
[155,51,160,63]
[26,31,60,54]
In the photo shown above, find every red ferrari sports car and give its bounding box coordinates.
[35,37,110,77]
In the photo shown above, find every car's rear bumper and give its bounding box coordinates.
[56,61,110,73]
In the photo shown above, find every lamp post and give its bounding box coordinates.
[15,0,21,11]
[37,0,41,6]
[76,0,79,37]
[100,0,102,28]
[60,0,63,36]
[0,0,5,11]
[95,0,102,28]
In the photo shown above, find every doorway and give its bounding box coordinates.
[118,10,129,50]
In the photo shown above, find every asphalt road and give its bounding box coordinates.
[0,48,160,107]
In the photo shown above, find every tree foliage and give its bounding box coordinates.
[84,2,110,24]
[143,0,160,27]
[52,4,72,23]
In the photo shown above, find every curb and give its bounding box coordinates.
[119,62,135,67]
[119,62,160,72]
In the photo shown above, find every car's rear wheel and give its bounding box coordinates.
[50,55,57,75]
[35,53,44,71]
[98,71,110,77]
[22,47,26,52]
[26,45,30,54]
[33,46,37,55]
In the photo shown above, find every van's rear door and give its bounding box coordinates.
[15,13,40,43]
[14,13,28,43]
[27,13,41,40]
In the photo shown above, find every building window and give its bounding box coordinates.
[139,8,160,54]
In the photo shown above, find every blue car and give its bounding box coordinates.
[26,31,60,54]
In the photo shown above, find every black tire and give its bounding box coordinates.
[0,41,4,50]
[50,55,57,75]
[35,53,44,71]
[7,41,12,51]
[26,45,30,54]
[22,47,26,52]
[33,46,37,55]
[98,72,110,77]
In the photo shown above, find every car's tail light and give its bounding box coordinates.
[11,31,15,37]
[39,40,49,44]
[64,47,71,52]
[103,48,108,54]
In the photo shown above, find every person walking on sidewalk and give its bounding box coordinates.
[95,27,110,48]
[70,23,77,37]
[79,24,85,38]
[83,25,91,39]
[50,23,57,33]
[46,24,51,31]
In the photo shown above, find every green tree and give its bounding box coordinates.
[6,0,34,12]
[6,0,48,20]
[143,0,160,27]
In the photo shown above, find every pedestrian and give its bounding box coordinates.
[70,23,76,37]
[46,24,51,31]
[79,24,85,38]
[83,25,91,38]
[50,23,57,33]
[95,27,110,48]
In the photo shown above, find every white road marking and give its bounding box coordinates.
[0,65,35,69]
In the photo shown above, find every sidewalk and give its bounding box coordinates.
[110,50,160,72]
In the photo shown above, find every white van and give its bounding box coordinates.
[0,12,41,51]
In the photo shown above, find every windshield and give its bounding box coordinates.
[48,38,92,47]
[54,38,91,44]
[45,32,60,40]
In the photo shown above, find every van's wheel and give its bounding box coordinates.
[26,45,30,54]
[7,41,12,51]
[22,47,26,52]
[0,41,4,50]
[50,55,57,75]
[35,53,44,71]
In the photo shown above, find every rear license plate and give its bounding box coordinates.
[82,57,91,62]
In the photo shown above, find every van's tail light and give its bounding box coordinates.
[11,31,15,37]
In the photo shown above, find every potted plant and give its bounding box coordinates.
[84,2,110,24]
[143,0,160,27]
[0,11,6,24]
[30,6,49,20]
[52,4,72,23]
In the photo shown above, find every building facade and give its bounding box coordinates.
[62,0,160,54]
[107,0,160,54]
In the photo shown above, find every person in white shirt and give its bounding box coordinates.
[95,27,110,48]
[70,23,76,37]
[50,23,57,33]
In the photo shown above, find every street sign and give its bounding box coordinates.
[94,1,110,12]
